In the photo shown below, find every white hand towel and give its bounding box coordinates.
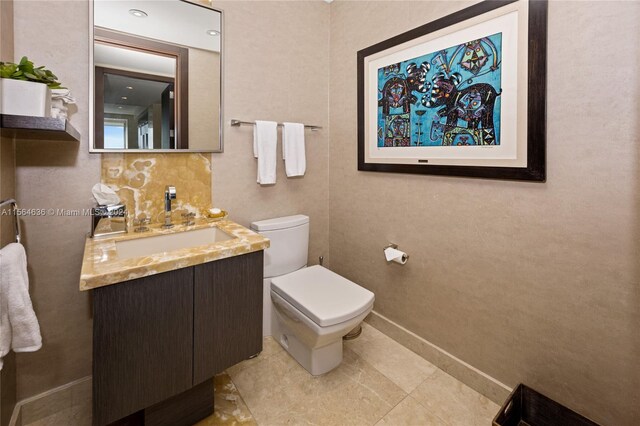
[253,120,278,185]
[0,243,42,370]
[282,122,306,177]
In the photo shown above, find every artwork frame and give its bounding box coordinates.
[357,0,547,181]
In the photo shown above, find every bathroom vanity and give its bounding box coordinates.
[80,220,269,426]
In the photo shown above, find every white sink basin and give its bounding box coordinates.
[116,227,236,260]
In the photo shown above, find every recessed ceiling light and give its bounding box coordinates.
[121,96,128,100]
[129,9,148,18]
[126,86,134,90]
[206,29,220,36]
[118,106,123,109]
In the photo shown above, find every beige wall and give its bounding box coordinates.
[211,1,330,265]
[13,0,100,400]
[328,1,640,425]
[188,49,220,150]
[0,0,17,424]
[11,0,330,401]
[10,1,637,425]
[0,134,17,426]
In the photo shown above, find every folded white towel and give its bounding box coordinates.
[50,100,70,113]
[282,122,306,177]
[0,243,42,370]
[50,88,76,104]
[50,107,68,120]
[253,120,278,185]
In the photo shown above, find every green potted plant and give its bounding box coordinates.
[0,56,65,117]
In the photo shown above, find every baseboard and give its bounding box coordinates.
[366,310,511,405]
[9,376,91,426]
[7,407,19,426]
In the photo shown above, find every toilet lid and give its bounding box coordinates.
[270,265,375,327]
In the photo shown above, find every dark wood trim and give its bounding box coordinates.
[94,66,105,149]
[93,28,189,149]
[95,28,188,57]
[357,0,547,181]
[0,114,81,141]
[106,411,143,426]
[526,0,548,181]
[97,66,175,85]
[176,46,189,150]
[144,378,213,426]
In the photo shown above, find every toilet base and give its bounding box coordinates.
[274,324,342,376]
[270,288,372,376]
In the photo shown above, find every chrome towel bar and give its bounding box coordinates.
[230,119,322,131]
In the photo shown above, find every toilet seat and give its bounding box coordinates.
[270,265,374,327]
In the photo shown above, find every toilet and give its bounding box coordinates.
[251,215,374,375]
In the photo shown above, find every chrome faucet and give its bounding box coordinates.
[163,185,176,228]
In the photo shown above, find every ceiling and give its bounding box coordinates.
[94,0,221,52]
[103,73,171,116]
[95,43,176,77]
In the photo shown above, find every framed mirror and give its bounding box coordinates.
[90,0,223,152]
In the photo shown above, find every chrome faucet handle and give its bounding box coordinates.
[165,185,176,200]
[181,212,196,227]
[133,217,150,233]
[163,185,177,229]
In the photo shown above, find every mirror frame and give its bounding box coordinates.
[89,0,224,153]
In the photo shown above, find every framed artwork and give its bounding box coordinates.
[357,0,547,181]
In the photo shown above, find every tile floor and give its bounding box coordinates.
[24,323,499,426]
[218,323,499,425]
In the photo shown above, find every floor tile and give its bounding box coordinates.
[23,330,501,426]
[375,395,450,426]
[193,373,256,425]
[346,323,439,393]
[226,336,283,377]
[229,344,406,425]
[410,369,500,426]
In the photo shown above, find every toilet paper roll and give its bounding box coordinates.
[384,247,408,265]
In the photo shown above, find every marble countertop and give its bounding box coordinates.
[80,219,269,291]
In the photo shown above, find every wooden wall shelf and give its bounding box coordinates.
[0,114,81,142]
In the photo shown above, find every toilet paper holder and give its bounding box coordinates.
[383,243,409,264]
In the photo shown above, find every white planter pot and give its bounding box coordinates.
[0,78,51,117]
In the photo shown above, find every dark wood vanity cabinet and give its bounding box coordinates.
[92,267,194,426]
[193,251,263,384]
[92,251,263,426]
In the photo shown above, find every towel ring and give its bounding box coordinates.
[0,199,21,244]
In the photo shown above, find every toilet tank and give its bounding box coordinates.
[251,215,309,278]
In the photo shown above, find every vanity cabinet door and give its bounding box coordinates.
[93,267,194,426]
[193,251,263,384]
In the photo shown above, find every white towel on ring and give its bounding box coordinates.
[282,122,306,177]
[253,120,278,185]
[0,243,42,370]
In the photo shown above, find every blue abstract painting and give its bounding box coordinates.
[377,32,502,147]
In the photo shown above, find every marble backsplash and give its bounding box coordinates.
[101,153,212,225]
